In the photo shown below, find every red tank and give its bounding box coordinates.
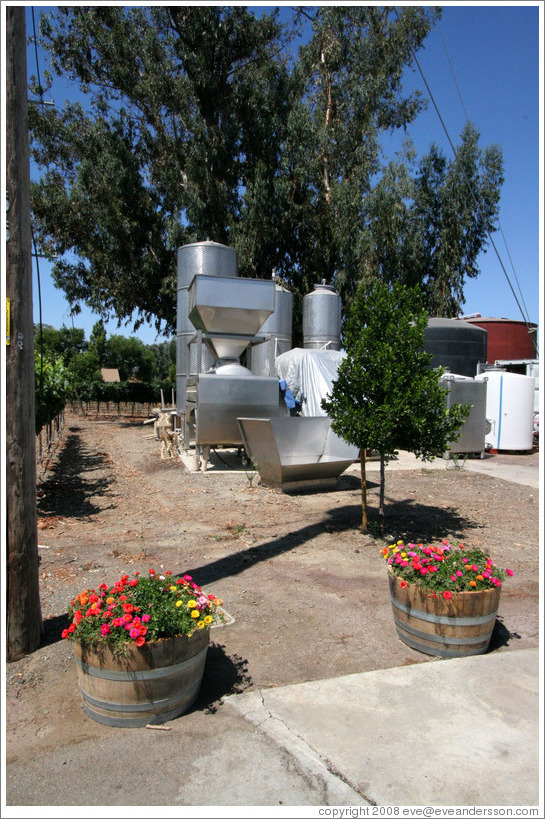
[462,316,538,364]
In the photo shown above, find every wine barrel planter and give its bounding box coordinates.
[73,628,210,728]
[388,572,501,658]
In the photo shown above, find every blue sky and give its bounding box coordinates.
[23,2,543,347]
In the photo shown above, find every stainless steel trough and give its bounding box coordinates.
[237,416,357,490]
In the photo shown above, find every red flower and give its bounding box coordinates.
[399,580,408,589]
[134,635,146,647]
[61,629,69,639]
[443,590,453,599]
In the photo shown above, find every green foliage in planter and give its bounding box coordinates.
[63,569,224,650]
[383,539,513,595]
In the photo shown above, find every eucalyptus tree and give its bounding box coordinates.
[30,5,293,332]
[276,5,440,304]
[362,123,504,317]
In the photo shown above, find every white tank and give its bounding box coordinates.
[475,369,535,450]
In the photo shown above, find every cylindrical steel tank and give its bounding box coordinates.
[303,282,342,351]
[462,316,538,363]
[423,318,487,378]
[176,241,239,415]
[250,283,293,376]
[475,369,535,451]
[177,241,238,287]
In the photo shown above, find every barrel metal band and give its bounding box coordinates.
[395,629,488,659]
[390,596,498,626]
[393,616,494,646]
[79,676,202,713]
[75,645,208,681]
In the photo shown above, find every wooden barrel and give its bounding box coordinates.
[73,628,209,728]
[388,572,501,658]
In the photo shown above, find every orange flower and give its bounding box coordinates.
[469,580,477,587]
[381,548,389,557]
[476,575,484,581]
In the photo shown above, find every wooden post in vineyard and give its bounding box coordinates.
[6,6,43,660]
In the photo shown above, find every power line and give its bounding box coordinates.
[437,18,533,327]
[394,7,537,353]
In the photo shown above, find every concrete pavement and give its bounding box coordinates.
[225,647,541,807]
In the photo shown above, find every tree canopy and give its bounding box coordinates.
[322,280,470,533]
[29,6,502,334]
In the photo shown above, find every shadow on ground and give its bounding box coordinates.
[197,642,253,712]
[37,426,116,519]
[185,500,481,588]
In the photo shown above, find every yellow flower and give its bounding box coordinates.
[197,621,205,629]
[175,600,183,608]
[397,540,404,546]
[401,552,407,558]
[204,615,213,625]
[187,600,197,608]
[170,586,177,592]
[191,609,200,619]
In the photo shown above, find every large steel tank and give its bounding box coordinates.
[303,282,342,351]
[423,318,487,378]
[176,241,238,415]
[250,281,293,376]
[462,316,538,363]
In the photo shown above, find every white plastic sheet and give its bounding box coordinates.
[275,347,346,417]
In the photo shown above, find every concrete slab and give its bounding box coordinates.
[225,648,541,807]
[176,443,540,488]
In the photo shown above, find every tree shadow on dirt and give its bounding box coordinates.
[37,427,116,519]
[186,499,480,588]
[366,495,486,543]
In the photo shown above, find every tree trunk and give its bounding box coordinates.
[379,453,386,536]
[6,6,43,660]
[359,448,368,531]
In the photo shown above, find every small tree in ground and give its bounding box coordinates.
[322,281,470,535]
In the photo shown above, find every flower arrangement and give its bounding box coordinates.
[62,568,224,650]
[382,539,513,598]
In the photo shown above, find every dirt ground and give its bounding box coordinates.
[5,410,540,765]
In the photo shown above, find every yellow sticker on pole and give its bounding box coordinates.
[6,298,10,345]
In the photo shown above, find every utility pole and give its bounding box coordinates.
[6,6,43,660]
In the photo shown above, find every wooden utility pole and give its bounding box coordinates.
[6,6,43,660]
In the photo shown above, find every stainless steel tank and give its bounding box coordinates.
[177,241,238,287]
[303,282,342,351]
[176,241,239,415]
[250,282,293,376]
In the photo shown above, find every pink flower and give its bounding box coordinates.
[450,575,457,582]
[129,628,140,639]
[443,591,453,599]
[101,624,111,637]
[506,569,514,576]
[141,613,151,623]
[456,570,463,577]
